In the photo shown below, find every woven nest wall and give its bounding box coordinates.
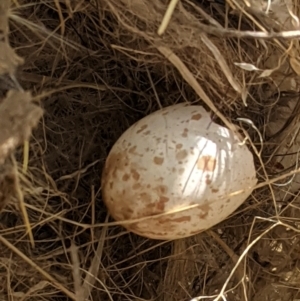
[0,0,300,300]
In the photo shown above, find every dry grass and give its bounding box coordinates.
[0,0,300,300]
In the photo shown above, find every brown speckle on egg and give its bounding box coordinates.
[131,169,140,181]
[198,203,212,219]
[139,192,152,203]
[122,174,130,181]
[191,113,202,120]
[182,128,188,137]
[104,152,130,179]
[128,145,137,154]
[197,155,217,172]
[157,196,169,211]
[179,168,185,175]
[198,212,208,219]
[156,185,168,194]
[136,124,148,134]
[164,215,191,223]
[121,207,134,219]
[154,156,164,165]
[133,183,141,190]
[170,216,191,223]
[176,149,188,161]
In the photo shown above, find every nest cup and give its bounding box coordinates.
[0,1,299,301]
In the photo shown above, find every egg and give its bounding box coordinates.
[101,103,257,240]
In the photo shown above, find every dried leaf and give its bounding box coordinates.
[259,69,275,78]
[241,88,249,107]
[234,62,260,71]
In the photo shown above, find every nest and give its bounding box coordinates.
[0,0,300,300]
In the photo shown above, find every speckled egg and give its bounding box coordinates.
[101,103,257,240]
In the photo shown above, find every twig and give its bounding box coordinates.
[0,234,76,300]
[57,159,100,181]
[82,213,111,300]
[11,155,35,248]
[158,0,180,35]
[198,23,300,40]
[200,33,242,94]
[70,243,84,301]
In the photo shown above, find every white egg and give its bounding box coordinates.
[101,103,257,240]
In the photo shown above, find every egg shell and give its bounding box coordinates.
[101,103,257,240]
